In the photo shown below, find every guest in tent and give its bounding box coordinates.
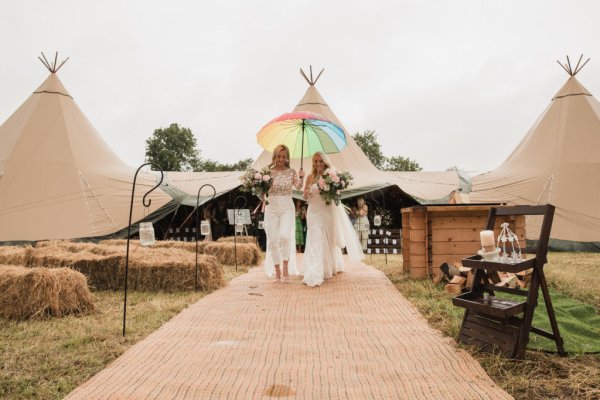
[354,197,369,251]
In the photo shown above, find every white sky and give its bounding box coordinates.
[1,0,599,173]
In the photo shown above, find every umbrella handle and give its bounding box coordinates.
[300,119,306,170]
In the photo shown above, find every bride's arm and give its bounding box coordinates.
[303,175,313,200]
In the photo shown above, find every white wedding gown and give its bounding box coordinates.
[302,184,364,287]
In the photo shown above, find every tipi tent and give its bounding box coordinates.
[253,67,463,203]
[0,55,172,242]
[145,67,465,209]
[469,57,600,250]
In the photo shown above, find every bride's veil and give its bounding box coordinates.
[317,152,365,263]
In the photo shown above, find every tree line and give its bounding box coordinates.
[145,123,421,172]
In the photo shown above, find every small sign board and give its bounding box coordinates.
[228,209,251,225]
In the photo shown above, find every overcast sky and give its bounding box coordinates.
[1,1,599,173]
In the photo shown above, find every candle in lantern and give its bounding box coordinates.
[480,230,496,252]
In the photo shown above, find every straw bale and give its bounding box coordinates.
[204,242,262,266]
[0,241,225,292]
[0,246,33,266]
[153,240,206,253]
[38,244,224,292]
[101,239,207,254]
[38,240,125,255]
[217,236,258,244]
[0,265,95,320]
[124,252,224,292]
[25,245,122,290]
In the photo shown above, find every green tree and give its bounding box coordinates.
[145,123,201,171]
[352,130,386,169]
[353,129,422,171]
[384,156,422,171]
[199,157,253,172]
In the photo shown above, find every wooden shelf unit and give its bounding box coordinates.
[453,205,566,359]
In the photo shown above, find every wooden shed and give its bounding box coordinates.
[401,205,526,279]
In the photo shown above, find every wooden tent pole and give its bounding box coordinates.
[566,55,573,75]
[55,57,70,72]
[556,60,571,75]
[573,54,583,75]
[300,68,311,85]
[314,68,325,85]
[576,58,591,75]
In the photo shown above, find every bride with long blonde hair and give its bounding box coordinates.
[301,151,363,287]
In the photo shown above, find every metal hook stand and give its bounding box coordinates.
[195,184,216,291]
[369,189,387,264]
[233,195,248,271]
[123,162,164,337]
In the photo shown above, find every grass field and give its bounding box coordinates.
[370,253,600,400]
[0,265,248,400]
[2,252,600,399]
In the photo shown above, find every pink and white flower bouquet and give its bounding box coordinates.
[240,167,272,197]
[317,168,353,205]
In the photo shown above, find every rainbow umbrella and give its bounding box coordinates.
[256,111,347,169]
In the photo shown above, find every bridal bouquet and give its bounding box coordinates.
[240,167,272,197]
[317,169,353,206]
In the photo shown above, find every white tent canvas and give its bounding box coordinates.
[0,65,171,241]
[469,63,600,247]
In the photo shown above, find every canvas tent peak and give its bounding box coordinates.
[251,68,461,204]
[469,59,600,249]
[300,65,324,86]
[556,54,590,77]
[38,51,69,74]
[0,57,172,241]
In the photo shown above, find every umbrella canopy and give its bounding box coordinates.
[256,111,346,167]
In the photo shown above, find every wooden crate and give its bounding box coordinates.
[401,205,525,279]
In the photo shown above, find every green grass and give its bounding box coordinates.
[0,265,248,400]
[369,253,600,400]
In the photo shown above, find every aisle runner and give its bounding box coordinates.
[67,257,511,399]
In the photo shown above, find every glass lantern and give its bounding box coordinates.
[139,222,155,246]
[497,222,522,264]
[200,220,211,236]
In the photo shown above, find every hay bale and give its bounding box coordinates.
[204,242,262,266]
[123,248,224,291]
[153,240,206,253]
[0,241,226,292]
[33,244,224,292]
[0,246,33,266]
[101,239,207,254]
[22,245,122,290]
[38,240,125,256]
[0,265,95,320]
[217,236,257,244]
[98,239,128,247]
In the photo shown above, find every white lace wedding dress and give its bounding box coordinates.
[302,184,364,287]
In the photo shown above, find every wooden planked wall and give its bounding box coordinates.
[401,206,525,279]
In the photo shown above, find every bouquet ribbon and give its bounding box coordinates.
[253,195,267,214]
